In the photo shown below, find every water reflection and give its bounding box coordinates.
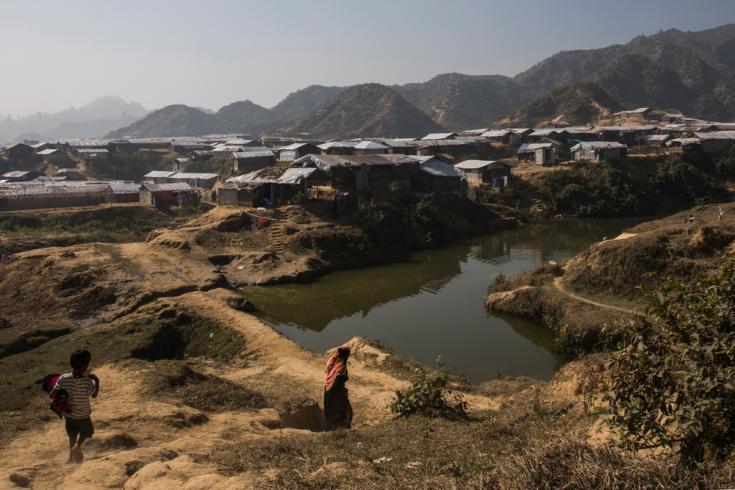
[242,217,644,382]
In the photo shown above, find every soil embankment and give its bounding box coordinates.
[0,205,199,256]
[486,202,735,353]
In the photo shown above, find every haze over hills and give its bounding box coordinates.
[101,23,735,140]
[0,96,147,143]
[272,84,445,139]
[107,85,348,139]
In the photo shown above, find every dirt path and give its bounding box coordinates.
[0,289,501,489]
[552,277,644,317]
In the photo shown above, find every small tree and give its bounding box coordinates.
[716,144,735,177]
[607,261,735,464]
[390,368,468,420]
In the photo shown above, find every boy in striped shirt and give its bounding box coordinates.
[50,349,100,463]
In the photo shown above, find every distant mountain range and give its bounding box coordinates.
[273,84,444,139]
[96,24,735,139]
[0,96,148,143]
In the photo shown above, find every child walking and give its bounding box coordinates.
[50,349,100,463]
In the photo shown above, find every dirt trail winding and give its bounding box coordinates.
[552,277,644,317]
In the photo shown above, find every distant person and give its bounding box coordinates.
[211,189,217,203]
[324,345,352,430]
[49,349,100,463]
[719,205,724,223]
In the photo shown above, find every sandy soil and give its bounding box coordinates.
[0,288,509,489]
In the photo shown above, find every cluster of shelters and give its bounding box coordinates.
[218,152,513,207]
[0,180,153,211]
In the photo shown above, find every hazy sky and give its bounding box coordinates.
[3,0,735,116]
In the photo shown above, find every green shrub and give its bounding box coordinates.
[715,144,735,177]
[607,261,735,465]
[390,368,468,420]
[650,158,709,205]
[545,167,642,217]
[488,272,512,293]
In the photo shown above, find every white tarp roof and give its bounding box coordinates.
[227,167,320,185]
[354,141,388,150]
[570,141,626,151]
[417,157,462,177]
[422,132,457,141]
[455,160,503,170]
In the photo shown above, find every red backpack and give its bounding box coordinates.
[42,373,71,418]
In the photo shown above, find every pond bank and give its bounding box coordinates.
[243,217,646,382]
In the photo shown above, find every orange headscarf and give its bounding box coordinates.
[325,345,350,391]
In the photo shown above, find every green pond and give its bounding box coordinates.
[242,217,644,382]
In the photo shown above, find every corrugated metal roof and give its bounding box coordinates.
[354,141,388,150]
[213,145,246,152]
[227,167,320,185]
[108,181,140,194]
[455,160,505,170]
[596,125,656,132]
[225,139,255,146]
[381,139,416,147]
[144,171,176,178]
[461,128,489,136]
[482,129,511,138]
[422,132,457,141]
[518,143,553,153]
[169,172,219,180]
[279,142,313,150]
[417,139,473,147]
[141,182,193,192]
[37,148,61,155]
[317,141,356,149]
[2,171,35,178]
[530,128,566,137]
[570,141,627,150]
[644,134,670,142]
[292,154,419,170]
[0,184,110,199]
[693,131,735,140]
[233,150,274,158]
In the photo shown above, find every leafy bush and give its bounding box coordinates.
[545,166,642,217]
[390,368,468,419]
[607,261,735,464]
[650,158,710,206]
[488,272,512,293]
[715,144,735,177]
